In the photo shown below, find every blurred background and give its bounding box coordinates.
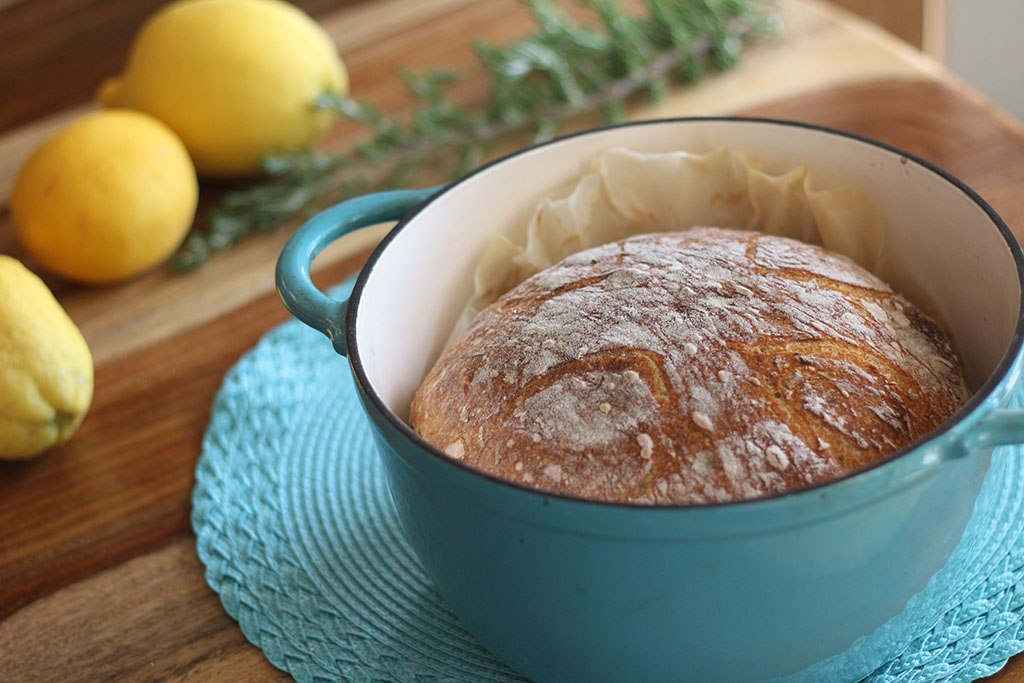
[1,0,1022,135]
[831,0,1023,124]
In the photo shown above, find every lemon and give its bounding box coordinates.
[98,0,348,178]
[0,257,93,459]
[11,110,198,285]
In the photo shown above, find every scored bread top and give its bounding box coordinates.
[410,227,970,504]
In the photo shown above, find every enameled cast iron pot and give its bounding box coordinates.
[276,118,1024,682]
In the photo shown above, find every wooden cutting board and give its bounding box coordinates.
[1,0,1023,680]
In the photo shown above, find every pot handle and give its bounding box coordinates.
[276,186,442,356]
[961,409,1024,451]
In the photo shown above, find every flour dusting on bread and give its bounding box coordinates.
[411,228,969,504]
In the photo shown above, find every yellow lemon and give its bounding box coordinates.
[98,0,348,178]
[0,257,93,459]
[11,109,198,285]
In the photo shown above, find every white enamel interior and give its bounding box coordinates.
[353,120,1022,419]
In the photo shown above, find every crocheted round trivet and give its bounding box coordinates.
[192,284,1024,682]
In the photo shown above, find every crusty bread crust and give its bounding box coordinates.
[410,228,970,504]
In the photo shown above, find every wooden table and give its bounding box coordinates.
[2,0,1024,680]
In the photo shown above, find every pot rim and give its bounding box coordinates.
[345,115,1024,510]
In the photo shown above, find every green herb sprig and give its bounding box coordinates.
[174,0,778,271]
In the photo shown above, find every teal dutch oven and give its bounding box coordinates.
[276,118,1024,682]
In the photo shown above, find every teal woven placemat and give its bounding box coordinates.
[192,283,1024,682]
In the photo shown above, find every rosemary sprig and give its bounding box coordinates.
[174,0,778,271]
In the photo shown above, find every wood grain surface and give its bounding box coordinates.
[0,0,366,134]
[2,0,1024,681]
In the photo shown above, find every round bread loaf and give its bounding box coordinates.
[410,227,970,504]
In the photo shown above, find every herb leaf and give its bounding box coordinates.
[174,0,778,271]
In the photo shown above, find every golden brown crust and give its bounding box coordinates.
[410,228,970,504]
